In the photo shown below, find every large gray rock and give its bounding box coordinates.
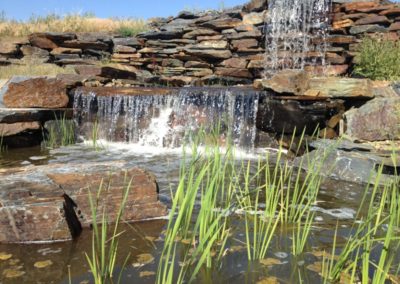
[345,98,400,141]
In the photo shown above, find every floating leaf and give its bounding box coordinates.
[140,271,155,277]
[132,253,154,268]
[2,268,25,278]
[34,260,53,268]
[257,276,279,284]
[0,252,12,261]
[260,258,282,266]
[306,262,322,273]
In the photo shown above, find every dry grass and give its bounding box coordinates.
[0,59,76,79]
[0,13,149,37]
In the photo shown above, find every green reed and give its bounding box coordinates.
[43,113,75,148]
[85,174,132,284]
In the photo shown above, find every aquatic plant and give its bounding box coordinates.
[43,113,75,148]
[85,175,132,284]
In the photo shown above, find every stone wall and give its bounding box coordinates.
[0,0,399,87]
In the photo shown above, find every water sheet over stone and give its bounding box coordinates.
[73,87,263,150]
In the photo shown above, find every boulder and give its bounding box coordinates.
[0,161,167,243]
[260,69,310,95]
[344,98,400,141]
[305,77,374,98]
[243,0,268,12]
[2,77,69,108]
[0,121,41,136]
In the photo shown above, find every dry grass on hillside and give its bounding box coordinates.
[0,13,149,37]
[0,60,76,79]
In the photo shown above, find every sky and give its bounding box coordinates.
[0,0,246,21]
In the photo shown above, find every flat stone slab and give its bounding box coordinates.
[0,161,167,243]
[0,108,72,123]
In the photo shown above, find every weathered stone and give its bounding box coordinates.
[61,40,110,51]
[185,68,213,77]
[0,42,18,55]
[162,58,183,67]
[177,11,198,19]
[332,19,354,29]
[260,70,310,95]
[242,11,267,26]
[74,65,102,77]
[112,37,142,47]
[389,22,400,31]
[341,13,369,20]
[343,2,378,12]
[189,40,229,50]
[304,65,349,76]
[215,67,253,78]
[160,76,194,86]
[2,77,69,108]
[0,108,72,124]
[226,30,262,39]
[199,75,252,86]
[54,58,97,66]
[29,32,76,48]
[243,0,268,12]
[50,47,82,55]
[345,98,400,141]
[197,35,225,41]
[138,30,184,40]
[355,15,390,25]
[182,29,219,39]
[257,98,342,134]
[380,8,400,17]
[29,34,58,49]
[183,48,232,60]
[357,4,396,14]
[20,46,49,58]
[100,64,139,80]
[324,35,356,44]
[0,161,167,243]
[0,122,41,136]
[220,58,248,69]
[184,61,210,68]
[349,24,388,34]
[200,17,242,30]
[305,78,374,99]
[248,60,264,69]
[235,24,259,32]
[113,45,137,53]
[231,38,259,50]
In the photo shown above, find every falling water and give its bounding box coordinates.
[264,0,331,76]
[73,87,262,150]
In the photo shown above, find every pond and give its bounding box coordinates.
[1,140,397,284]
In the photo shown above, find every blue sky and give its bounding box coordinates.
[1,0,246,20]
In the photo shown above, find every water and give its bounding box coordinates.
[264,0,331,76]
[73,87,262,150]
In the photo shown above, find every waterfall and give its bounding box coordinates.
[264,0,331,76]
[73,87,262,150]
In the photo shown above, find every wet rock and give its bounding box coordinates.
[0,122,41,136]
[0,161,167,243]
[257,97,342,134]
[344,97,400,141]
[231,38,259,50]
[198,75,252,86]
[2,77,69,108]
[260,69,310,95]
[100,64,139,80]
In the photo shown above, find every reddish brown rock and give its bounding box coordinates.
[0,42,18,55]
[215,67,253,78]
[332,19,354,29]
[50,47,82,55]
[380,8,400,17]
[29,34,58,49]
[0,122,41,136]
[389,22,400,31]
[74,65,102,76]
[220,58,248,69]
[260,69,310,95]
[231,38,259,50]
[3,77,69,108]
[343,2,378,12]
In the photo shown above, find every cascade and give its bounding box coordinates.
[264,0,331,76]
[73,87,262,150]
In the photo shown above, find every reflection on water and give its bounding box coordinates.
[0,143,382,283]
